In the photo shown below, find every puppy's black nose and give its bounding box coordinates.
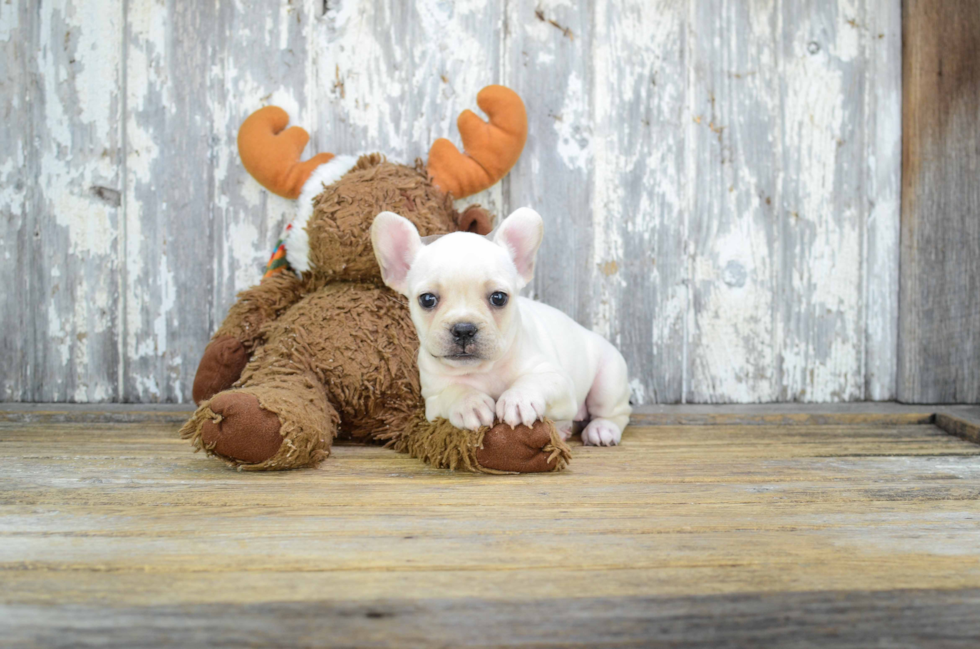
[451,322,478,341]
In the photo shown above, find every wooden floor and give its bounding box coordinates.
[3,405,980,647]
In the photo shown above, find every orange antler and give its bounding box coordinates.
[237,106,334,199]
[427,85,527,199]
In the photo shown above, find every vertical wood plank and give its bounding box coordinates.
[502,1,595,325]
[313,0,506,217]
[34,0,124,401]
[0,0,38,400]
[863,0,902,400]
[771,0,869,402]
[686,0,779,403]
[687,0,888,403]
[208,1,319,341]
[123,0,215,401]
[588,0,688,404]
[899,0,980,403]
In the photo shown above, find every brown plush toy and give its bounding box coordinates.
[181,86,571,474]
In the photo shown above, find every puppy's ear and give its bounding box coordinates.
[371,211,422,295]
[494,207,543,287]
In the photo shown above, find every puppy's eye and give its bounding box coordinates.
[489,291,509,307]
[418,293,439,309]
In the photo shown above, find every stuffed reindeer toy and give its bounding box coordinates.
[181,86,571,473]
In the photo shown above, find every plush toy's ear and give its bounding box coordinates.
[237,106,335,199]
[371,212,423,295]
[494,208,543,288]
[427,85,527,199]
[458,205,494,235]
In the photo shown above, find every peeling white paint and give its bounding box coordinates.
[40,3,119,258]
[227,220,264,292]
[628,378,647,405]
[833,0,862,62]
[125,0,171,400]
[553,72,592,172]
[777,16,864,401]
[318,0,502,162]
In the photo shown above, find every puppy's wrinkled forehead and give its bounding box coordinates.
[409,232,516,285]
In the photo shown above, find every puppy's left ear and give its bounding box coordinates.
[371,211,422,295]
[494,207,544,287]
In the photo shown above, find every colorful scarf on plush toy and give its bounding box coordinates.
[263,223,293,278]
[261,154,361,280]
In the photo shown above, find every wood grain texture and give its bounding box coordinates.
[19,590,980,648]
[3,416,980,645]
[0,0,37,401]
[2,1,909,404]
[5,590,980,648]
[899,0,980,403]
[935,412,980,445]
[864,0,903,400]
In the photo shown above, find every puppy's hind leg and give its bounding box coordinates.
[555,420,575,441]
[582,349,632,447]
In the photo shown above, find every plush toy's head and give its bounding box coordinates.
[299,156,461,283]
[236,86,527,284]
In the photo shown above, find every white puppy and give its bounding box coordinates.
[371,207,632,446]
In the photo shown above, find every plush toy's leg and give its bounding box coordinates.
[393,410,571,474]
[181,360,339,471]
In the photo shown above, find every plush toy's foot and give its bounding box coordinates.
[182,373,337,471]
[198,392,283,464]
[192,337,249,404]
[475,421,570,473]
[395,411,571,473]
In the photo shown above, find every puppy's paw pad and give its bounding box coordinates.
[581,419,622,447]
[495,389,545,428]
[449,392,496,431]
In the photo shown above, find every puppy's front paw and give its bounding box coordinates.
[581,418,623,446]
[448,391,496,431]
[495,389,546,428]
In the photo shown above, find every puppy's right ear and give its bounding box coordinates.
[371,211,422,295]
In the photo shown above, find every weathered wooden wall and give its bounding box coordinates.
[0,0,904,404]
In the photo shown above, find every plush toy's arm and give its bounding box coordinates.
[192,272,318,404]
[212,272,313,349]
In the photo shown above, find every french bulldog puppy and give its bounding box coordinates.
[371,208,631,446]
